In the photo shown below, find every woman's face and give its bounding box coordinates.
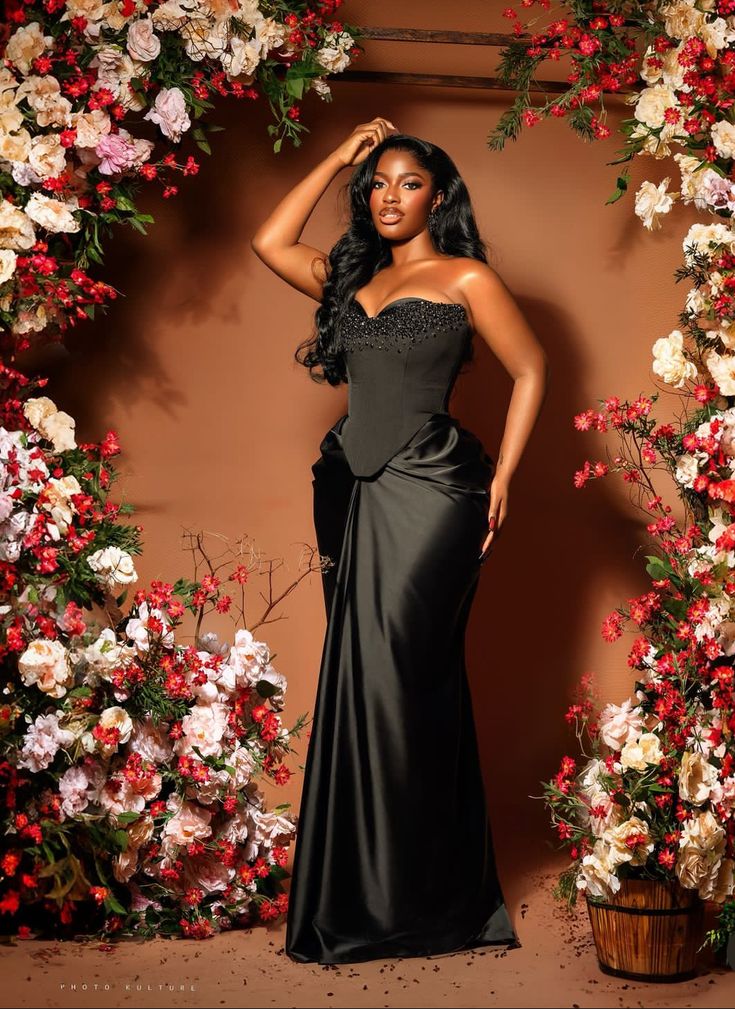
[368,149,441,238]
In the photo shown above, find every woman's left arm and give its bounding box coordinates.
[461,264,550,556]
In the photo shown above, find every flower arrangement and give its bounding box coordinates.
[492,0,735,950]
[0,362,316,939]
[0,0,362,356]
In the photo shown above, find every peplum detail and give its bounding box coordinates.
[338,297,473,479]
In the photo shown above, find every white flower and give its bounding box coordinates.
[87,545,138,591]
[315,31,355,74]
[683,222,735,264]
[577,758,621,837]
[39,474,82,535]
[705,349,735,396]
[0,250,17,285]
[97,705,133,749]
[5,21,54,75]
[174,702,230,759]
[675,453,700,489]
[620,732,664,771]
[125,600,174,654]
[126,16,161,62]
[576,839,622,900]
[693,594,731,644]
[22,396,76,451]
[19,638,72,698]
[679,750,719,805]
[83,627,136,673]
[676,810,727,897]
[664,0,706,41]
[634,177,676,229]
[634,84,679,129]
[603,816,654,867]
[711,121,735,161]
[701,17,735,58]
[0,197,36,250]
[599,698,644,750]
[24,193,80,234]
[17,712,75,772]
[58,765,92,819]
[652,329,698,388]
[143,86,190,142]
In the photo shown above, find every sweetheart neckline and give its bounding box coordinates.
[350,295,469,322]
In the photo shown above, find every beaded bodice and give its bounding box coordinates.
[337,296,473,478]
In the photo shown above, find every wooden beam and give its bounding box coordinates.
[334,70,634,96]
[354,27,530,46]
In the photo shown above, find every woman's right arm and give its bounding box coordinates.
[250,117,397,303]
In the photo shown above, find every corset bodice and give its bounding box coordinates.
[338,296,473,478]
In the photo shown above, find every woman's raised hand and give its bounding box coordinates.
[333,117,398,168]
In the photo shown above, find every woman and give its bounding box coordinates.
[251,118,548,964]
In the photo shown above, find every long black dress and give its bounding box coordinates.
[285,295,518,964]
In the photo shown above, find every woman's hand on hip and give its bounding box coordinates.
[480,477,509,560]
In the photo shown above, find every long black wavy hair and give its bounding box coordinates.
[294,133,490,386]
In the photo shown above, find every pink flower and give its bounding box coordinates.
[95,132,139,176]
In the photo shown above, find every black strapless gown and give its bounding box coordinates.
[285,297,518,964]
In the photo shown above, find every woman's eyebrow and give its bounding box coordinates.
[372,171,425,179]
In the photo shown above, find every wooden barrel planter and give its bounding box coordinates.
[586,878,705,982]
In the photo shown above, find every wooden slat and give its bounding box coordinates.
[335,69,632,95]
[355,27,532,46]
[587,879,705,980]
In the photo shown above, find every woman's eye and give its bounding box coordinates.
[372,181,421,189]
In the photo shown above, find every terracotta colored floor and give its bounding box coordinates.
[3,853,735,1009]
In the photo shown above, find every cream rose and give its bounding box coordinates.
[23,397,77,451]
[86,545,139,591]
[675,453,700,489]
[635,84,679,129]
[126,16,161,62]
[706,349,735,396]
[683,222,735,264]
[0,127,31,163]
[97,705,133,747]
[679,751,719,805]
[634,178,676,230]
[24,193,79,234]
[0,197,36,250]
[142,86,191,142]
[620,732,664,771]
[699,856,735,902]
[0,250,17,285]
[5,22,54,75]
[40,474,82,535]
[576,840,622,900]
[711,121,735,161]
[161,795,213,847]
[652,329,698,388]
[604,816,654,867]
[599,698,644,751]
[664,0,706,40]
[19,638,73,698]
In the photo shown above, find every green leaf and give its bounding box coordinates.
[104,894,128,915]
[605,171,630,206]
[645,554,672,581]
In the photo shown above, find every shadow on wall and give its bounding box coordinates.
[459,292,654,884]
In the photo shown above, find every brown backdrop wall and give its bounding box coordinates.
[31,2,697,898]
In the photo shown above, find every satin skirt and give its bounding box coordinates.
[285,412,518,964]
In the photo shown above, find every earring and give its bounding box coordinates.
[428,206,439,238]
